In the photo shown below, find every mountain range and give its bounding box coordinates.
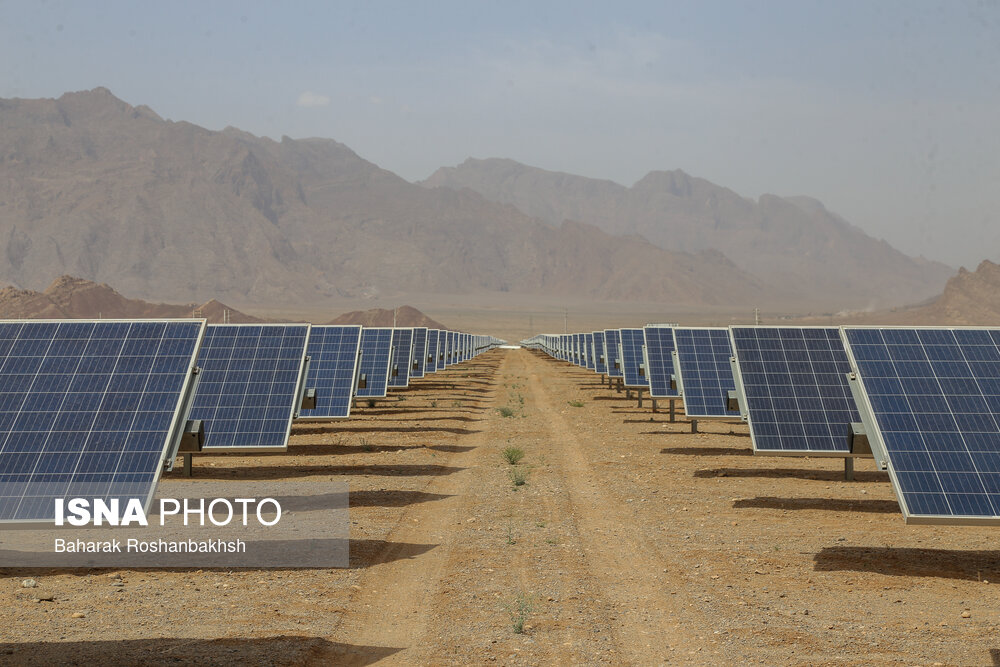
[0,88,952,311]
[422,158,952,307]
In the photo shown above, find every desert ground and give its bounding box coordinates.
[2,347,999,666]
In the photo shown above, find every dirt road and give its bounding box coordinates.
[3,348,1000,665]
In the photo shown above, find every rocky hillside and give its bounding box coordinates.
[0,89,768,308]
[422,158,954,308]
[328,305,448,329]
[0,275,266,322]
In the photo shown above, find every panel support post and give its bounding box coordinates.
[669,399,676,423]
[637,389,643,408]
[616,378,623,392]
[626,389,632,400]
[844,457,854,482]
[690,419,699,434]
[652,398,658,412]
[183,453,193,478]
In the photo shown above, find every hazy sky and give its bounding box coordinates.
[3,0,999,268]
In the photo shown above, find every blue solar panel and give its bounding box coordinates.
[191,324,309,451]
[844,327,1000,524]
[0,319,205,523]
[426,329,441,373]
[593,332,607,374]
[443,331,454,367]
[731,327,859,455]
[356,328,393,398]
[673,327,739,418]
[604,330,623,378]
[298,325,361,419]
[619,328,649,388]
[388,328,413,388]
[411,328,428,378]
[643,326,679,398]
[584,333,595,370]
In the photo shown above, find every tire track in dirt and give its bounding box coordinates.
[519,350,708,664]
[316,356,504,665]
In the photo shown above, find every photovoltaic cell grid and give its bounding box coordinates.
[356,328,394,398]
[619,328,649,388]
[643,326,679,398]
[604,330,623,378]
[427,329,441,372]
[584,333,595,370]
[673,328,739,418]
[593,332,607,374]
[299,326,362,419]
[444,332,454,367]
[844,327,1000,523]
[730,327,858,455]
[191,324,309,451]
[411,328,428,378]
[0,320,204,523]
[388,328,413,388]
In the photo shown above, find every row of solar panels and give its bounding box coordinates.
[522,325,1000,526]
[0,319,504,524]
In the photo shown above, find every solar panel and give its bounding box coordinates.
[387,328,413,388]
[618,328,649,388]
[298,325,362,419]
[643,326,679,398]
[844,327,1000,525]
[672,327,739,418]
[604,330,623,378]
[426,329,441,373]
[443,331,454,367]
[191,324,310,452]
[0,319,205,524]
[584,333,596,370]
[593,331,608,374]
[730,327,859,456]
[356,328,394,398]
[411,327,428,378]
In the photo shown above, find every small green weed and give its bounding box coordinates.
[359,437,373,452]
[502,447,525,465]
[505,592,534,634]
[509,467,528,488]
[567,400,584,408]
[497,406,516,418]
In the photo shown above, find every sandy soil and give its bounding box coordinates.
[2,348,999,666]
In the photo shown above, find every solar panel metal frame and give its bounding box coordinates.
[672,327,740,419]
[843,326,1000,525]
[388,328,414,389]
[643,325,680,399]
[729,326,861,458]
[604,330,623,378]
[583,333,596,370]
[192,323,311,453]
[592,331,608,374]
[356,327,394,398]
[618,328,650,389]
[297,325,363,420]
[0,318,206,525]
[410,327,428,379]
[425,329,440,373]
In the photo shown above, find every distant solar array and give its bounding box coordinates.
[522,322,1000,526]
[0,315,502,524]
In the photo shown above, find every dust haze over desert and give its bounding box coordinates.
[2,2,1000,665]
